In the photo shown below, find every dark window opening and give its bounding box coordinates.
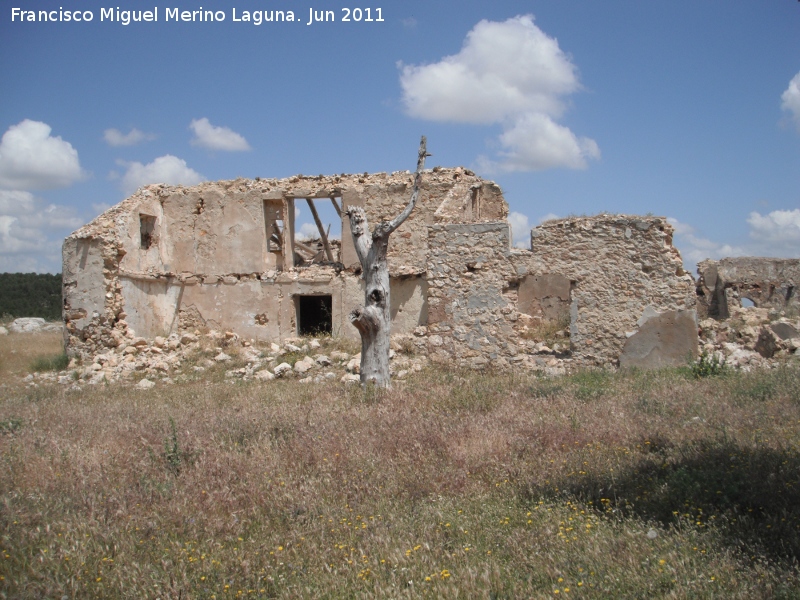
[297,295,332,336]
[140,214,156,250]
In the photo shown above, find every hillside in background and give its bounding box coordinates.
[0,273,62,320]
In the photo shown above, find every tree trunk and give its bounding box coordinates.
[346,136,429,387]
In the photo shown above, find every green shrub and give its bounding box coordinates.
[691,350,725,378]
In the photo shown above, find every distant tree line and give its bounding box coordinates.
[0,273,62,320]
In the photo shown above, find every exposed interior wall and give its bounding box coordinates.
[62,169,498,359]
[697,257,800,319]
[62,170,697,370]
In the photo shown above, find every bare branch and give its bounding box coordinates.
[382,136,429,236]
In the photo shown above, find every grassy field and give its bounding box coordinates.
[1,333,800,598]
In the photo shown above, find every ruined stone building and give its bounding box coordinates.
[63,168,699,370]
[696,257,800,319]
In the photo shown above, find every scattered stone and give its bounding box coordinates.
[294,356,316,374]
[341,373,360,384]
[135,378,155,390]
[273,362,293,378]
[754,327,779,359]
[214,352,232,362]
[314,354,332,367]
[254,369,275,381]
[180,333,198,345]
[771,322,798,341]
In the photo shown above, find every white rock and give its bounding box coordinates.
[309,339,321,350]
[0,326,8,335]
[315,354,332,366]
[341,373,361,384]
[9,318,45,333]
[214,352,232,362]
[273,362,293,378]
[180,333,198,345]
[346,358,361,374]
[254,369,275,381]
[135,378,155,390]
[285,344,302,353]
[294,356,316,374]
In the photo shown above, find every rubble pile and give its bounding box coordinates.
[19,330,429,390]
[698,306,800,370]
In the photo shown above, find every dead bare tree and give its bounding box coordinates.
[346,136,429,387]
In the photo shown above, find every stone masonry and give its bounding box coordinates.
[63,169,701,373]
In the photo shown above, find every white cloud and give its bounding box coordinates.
[0,189,84,273]
[297,222,319,240]
[670,210,800,274]
[104,127,155,147]
[0,119,84,190]
[399,14,598,172]
[119,155,205,195]
[507,211,531,248]
[747,209,800,252]
[781,71,800,132]
[484,113,600,172]
[189,118,251,151]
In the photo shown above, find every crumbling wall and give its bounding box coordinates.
[697,257,800,319]
[517,215,697,367]
[62,169,506,359]
[63,166,698,371]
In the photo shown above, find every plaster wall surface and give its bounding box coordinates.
[62,169,500,359]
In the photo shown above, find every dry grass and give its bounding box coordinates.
[0,331,64,382]
[1,334,800,598]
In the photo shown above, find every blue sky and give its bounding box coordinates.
[1,0,799,273]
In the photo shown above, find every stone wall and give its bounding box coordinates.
[516,215,697,367]
[426,223,520,369]
[63,168,699,370]
[62,169,506,360]
[697,257,800,319]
